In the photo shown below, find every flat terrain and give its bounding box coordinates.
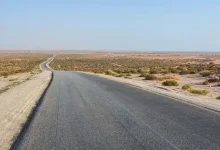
[0,53,51,77]
[0,53,51,93]
[12,71,220,150]
[50,52,220,100]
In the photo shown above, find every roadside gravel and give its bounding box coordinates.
[0,70,52,150]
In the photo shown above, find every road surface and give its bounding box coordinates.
[12,71,220,150]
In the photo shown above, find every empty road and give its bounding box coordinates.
[12,71,220,150]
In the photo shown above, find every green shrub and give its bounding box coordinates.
[182,84,191,90]
[189,89,209,96]
[145,74,157,80]
[202,80,209,85]
[162,80,179,86]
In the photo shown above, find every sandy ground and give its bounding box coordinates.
[0,70,52,150]
[84,72,220,113]
[0,73,35,94]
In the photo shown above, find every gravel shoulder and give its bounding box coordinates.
[0,70,52,150]
[83,72,220,113]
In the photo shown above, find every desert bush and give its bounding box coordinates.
[149,69,159,74]
[188,69,198,74]
[217,96,220,100]
[182,84,191,90]
[189,88,209,96]
[200,71,213,77]
[202,80,209,85]
[145,74,157,80]
[162,80,179,86]
[105,70,117,76]
[169,68,179,74]
[130,69,138,74]
[137,68,147,74]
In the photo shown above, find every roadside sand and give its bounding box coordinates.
[84,72,220,113]
[0,73,34,94]
[0,70,52,150]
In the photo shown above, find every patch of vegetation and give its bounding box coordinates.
[0,53,51,77]
[200,71,213,77]
[145,74,157,80]
[182,84,191,90]
[149,69,159,74]
[162,80,179,86]
[217,96,220,100]
[139,73,147,77]
[189,88,209,96]
[202,80,209,85]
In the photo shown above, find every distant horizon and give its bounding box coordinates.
[0,49,220,54]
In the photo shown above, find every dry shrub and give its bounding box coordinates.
[145,74,157,80]
[189,88,209,96]
[182,84,191,90]
[162,80,179,86]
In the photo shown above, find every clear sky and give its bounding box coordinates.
[1,0,220,52]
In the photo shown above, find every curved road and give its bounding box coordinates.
[12,70,220,149]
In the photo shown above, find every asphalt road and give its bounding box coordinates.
[40,57,54,71]
[12,71,220,150]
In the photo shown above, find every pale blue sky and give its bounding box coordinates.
[1,0,220,51]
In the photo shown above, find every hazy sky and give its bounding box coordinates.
[1,0,220,51]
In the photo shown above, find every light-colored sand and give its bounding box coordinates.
[0,73,34,94]
[85,72,220,113]
[0,70,52,150]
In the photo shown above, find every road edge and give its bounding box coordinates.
[9,63,54,150]
[80,72,220,114]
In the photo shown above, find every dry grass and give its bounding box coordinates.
[0,53,51,77]
[189,88,209,96]
[50,53,197,73]
[51,53,220,77]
